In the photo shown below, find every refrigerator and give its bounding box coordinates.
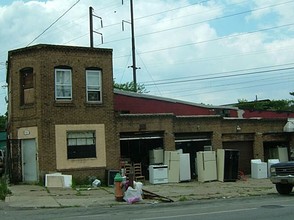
[197,151,217,182]
[217,149,239,182]
[179,153,191,182]
[164,151,180,183]
[269,147,288,162]
[149,149,164,165]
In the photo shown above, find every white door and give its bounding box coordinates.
[22,139,38,182]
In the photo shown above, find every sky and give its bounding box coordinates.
[0,0,294,115]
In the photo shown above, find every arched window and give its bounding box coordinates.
[20,67,34,106]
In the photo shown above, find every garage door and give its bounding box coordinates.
[223,141,253,174]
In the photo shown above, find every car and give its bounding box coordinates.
[270,161,294,195]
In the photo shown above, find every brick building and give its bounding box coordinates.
[6,44,294,184]
[6,44,119,183]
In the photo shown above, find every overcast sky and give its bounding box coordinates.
[1,0,294,115]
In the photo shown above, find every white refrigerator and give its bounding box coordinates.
[164,151,180,183]
[180,153,191,182]
[197,151,217,182]
[149,149,164,164]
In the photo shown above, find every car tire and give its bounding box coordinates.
[276,183,293,195]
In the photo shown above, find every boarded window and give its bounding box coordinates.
[20,67,34,105]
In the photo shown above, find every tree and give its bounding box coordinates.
[113,81,149,94]
[236,99,294,112]
[0,114,7,131]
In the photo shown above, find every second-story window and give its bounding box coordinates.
[20,67,34,106]
[86,69,102,103]
[55,68,72,101]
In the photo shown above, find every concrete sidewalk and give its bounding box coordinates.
[3,177,276,208]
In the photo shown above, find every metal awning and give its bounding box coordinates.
[175,138,210,142]
[120,136,162,141]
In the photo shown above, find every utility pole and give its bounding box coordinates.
[122,0,138,92]
[89,6,94,48]
[130,0,137,92]
[89,6,103,48]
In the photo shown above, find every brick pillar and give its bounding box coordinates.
[254,132,264,160]
[211,131,222,150]
[164,131,175,151]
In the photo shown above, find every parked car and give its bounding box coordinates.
[270,162,294,195]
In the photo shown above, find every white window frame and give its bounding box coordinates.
[55,68,72,100]
[86,69,102,103]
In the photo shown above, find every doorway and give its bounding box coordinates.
[22,139,38,182]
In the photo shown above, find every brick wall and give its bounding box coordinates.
[8,45,120,182]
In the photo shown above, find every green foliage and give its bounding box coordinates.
[0,114,7,131]
[113,81,149,94]
[0,177,11,200]
[236,99,294,112]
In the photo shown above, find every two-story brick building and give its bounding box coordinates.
[6,44,294,184]
[6,44,119,183]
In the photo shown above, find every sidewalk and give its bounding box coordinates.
[3,177,276,208]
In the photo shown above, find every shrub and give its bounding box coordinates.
[0,177,11,200]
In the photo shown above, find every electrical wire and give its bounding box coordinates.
[26,0,81,47]
[138,22,294,55]
[142,64,294,86]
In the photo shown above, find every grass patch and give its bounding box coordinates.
[0,177,11,200]
[179,196,188,201]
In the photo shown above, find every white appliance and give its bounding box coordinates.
[251,159,267,179]
[149,165,168,184]
[164,151,180,183]
[180,153,191,182]
[269,147,288,162]
[267,159,280,177]
[204,146,212,151]
[149,149,164,164]
[197,151,217,182]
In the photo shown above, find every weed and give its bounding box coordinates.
[0,177,11,200]
[179,196,188,201]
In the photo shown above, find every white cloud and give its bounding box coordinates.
[0,0,294,115]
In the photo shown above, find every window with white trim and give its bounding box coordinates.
[86,69,102,103]
[55,68,72,100]
[67,131,96,159]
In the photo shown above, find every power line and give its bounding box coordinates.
[138,22,294,55]
[26,0,80,47]
[179,78,294,98]
[142,65,294,86]
[105,1,294,49]
[135,1,294,37]
[160,72,294,94]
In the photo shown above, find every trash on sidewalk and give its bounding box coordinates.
[92,179,101,187]
[45,173,72,188]
[142,189,174,203]
[123,181,143,204]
